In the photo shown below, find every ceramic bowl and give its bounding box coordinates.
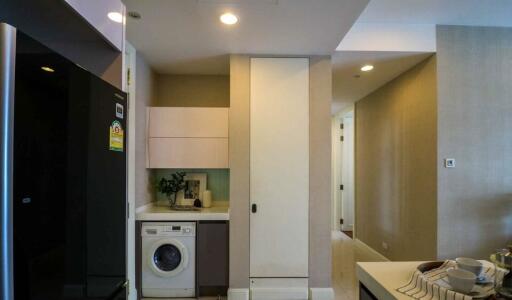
[456,257,483,276]
[447,267,476,294]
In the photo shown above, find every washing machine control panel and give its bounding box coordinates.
[162,225,195,235]
[167,225,182,232]
[142,223,196,237]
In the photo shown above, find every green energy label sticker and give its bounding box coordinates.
[109,120,124,152]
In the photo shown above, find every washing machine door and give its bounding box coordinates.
[148,238,189,277]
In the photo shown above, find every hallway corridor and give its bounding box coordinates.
[332,231,387,300]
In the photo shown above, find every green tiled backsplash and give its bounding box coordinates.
[153,169,229,203]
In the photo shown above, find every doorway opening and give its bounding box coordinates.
[331,106,355,239]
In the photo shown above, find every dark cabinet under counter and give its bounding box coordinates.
[197,221,229,297]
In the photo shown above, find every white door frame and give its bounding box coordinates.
[331,118,341,231]
[124,42,137,299]
[331,105,355,233]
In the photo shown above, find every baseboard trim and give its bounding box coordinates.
[251,288,308,300]
[227,286,335,300]
[228,288,249,300]
[309,287,334,300]
[354,238,390,261]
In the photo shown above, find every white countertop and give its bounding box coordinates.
[356,260,493,300]
[356,261,426,300]
[136,203,229,221]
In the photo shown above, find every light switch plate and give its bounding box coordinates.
[382,242,389,250]
[444,158,456,168]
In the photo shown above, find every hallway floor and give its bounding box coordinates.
[332,231,387,300]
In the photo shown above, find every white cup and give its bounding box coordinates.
[447,267,476,294]
[456,257,483,277]
[202,190,212,208]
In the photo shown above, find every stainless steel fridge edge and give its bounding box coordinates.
[0,22,16,300]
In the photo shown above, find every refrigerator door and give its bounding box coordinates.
[86,75,127,299]
[13,30,126,300]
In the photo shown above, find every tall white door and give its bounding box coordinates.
[250,58,309,278]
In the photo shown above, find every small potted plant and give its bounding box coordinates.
[156,172,186,207]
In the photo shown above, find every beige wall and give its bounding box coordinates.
[155,75,229,107]
[436,25,512,259]
[309,56,333,287]
[355,56,438,261]
[100,53,123,89]
[228,55,251,288]
[135,53,156,207]
[228,55,332,288]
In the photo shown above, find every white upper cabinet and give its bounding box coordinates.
[64,0,125,51]
[148,107,228,138]
[147,107,229,169]
[148,138,228,169]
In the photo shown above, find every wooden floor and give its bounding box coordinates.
[332,231,387,300]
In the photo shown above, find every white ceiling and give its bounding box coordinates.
[337,0,512,52]
[356,0,512,25]
[123,0,369,74]
[331,52,431,114]
[337,23,436,52]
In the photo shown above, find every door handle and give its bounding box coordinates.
[251,203,257,213]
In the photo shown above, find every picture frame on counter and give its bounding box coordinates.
[177,173,207,205]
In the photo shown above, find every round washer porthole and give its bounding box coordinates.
[148,239,188,277]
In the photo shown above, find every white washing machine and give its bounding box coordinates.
[141,222,196,298]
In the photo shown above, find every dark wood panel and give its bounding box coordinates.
[197,221,229,296]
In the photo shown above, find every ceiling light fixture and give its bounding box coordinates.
[361,65,374,72]
[108,12,123,23]
[41,66,55,73]
[220,13,238,25]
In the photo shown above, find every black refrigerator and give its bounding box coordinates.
[0,24,127,300]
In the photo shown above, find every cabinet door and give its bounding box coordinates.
[249,58,309,278]
[148,138,228,168]
[148,107,228,138]
[197,222,229,290]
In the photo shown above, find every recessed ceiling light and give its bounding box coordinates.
[220,13,238,25]
[361,65,374,72]
[108,12,123,23]
[41,66,55,73]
